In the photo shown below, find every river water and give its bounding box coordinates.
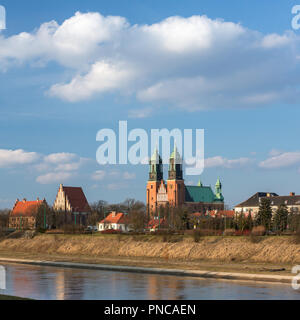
[0,262,299,300]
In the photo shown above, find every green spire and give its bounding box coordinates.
[215,177,224,201]
[215,177,222,188]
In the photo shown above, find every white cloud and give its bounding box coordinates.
[268,149,284,157]
[0,149,39,167]
[1,12,300,111]
[107,183,125,190]
[128,107,153,119]
[49,61,135,102]
[259,152,300,169]
[44,152,77,164]
[36,172,72,184]
[92,170,106,181]
[205,156,252,168]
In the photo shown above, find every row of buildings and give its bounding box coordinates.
[146,146,300,222]
[6,145,300,232]
[9,184,91,230]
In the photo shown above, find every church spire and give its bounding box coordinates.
[149,147,163,181]
[215,177,224,201]
[168,143,183,180]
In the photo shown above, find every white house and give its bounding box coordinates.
[98,211,131,232]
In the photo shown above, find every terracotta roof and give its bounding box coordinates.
[147,217,168,229]
[11,200,44,217]
[63,186,90,213]
[209,210,235,218]
[99,212,128,224]
[190,212,204,218]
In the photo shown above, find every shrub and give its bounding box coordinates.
[251,226,266,236]
[224,228,235,236]
[62,224,84,234]
[192,229,202,243]
[292,229,300,244]
[249,234,262,243]
[100,229,122,234]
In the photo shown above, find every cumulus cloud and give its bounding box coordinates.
[36,172,72,184]
[259,152,300,169]
[44,152,77,164]
[205,156,252,169]
[0,12,299,111]
[0,149,39,167]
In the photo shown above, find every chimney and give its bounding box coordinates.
[290,192,295,196]
[37,197,39,201]
[111,211,116,217]
[22,198,26,203]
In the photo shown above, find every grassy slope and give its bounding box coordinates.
[0,233,299,275]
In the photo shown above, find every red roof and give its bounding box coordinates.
[11,199,44,217]
[99,212,128,224]
[147,217,168,229]
[190,212,204,218]
[208,210,235,218]
[63,186,90,213]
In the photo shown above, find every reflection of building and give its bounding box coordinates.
[9,198,48,230]
[234,192,300,216]
[147,274,186,300]
[53,184,91,225]
[146,146,224,217]
[98,212,131,232]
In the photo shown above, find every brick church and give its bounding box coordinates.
[146,146,224,216]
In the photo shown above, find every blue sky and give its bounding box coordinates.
[0,0,300,209]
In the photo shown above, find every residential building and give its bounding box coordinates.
[98,212,131,232]
[9,198,48,230]
[146,217,168,232]
[234,192,300,216]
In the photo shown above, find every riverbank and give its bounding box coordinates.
[0,233,298,284]
[0,257,294,284]
[0,294,31,300]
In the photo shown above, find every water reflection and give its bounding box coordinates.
[0,263,300,300]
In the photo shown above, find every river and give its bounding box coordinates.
[0,262,299,300]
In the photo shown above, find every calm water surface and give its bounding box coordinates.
[0,262,299,300]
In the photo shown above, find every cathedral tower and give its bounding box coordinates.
[167,144,185,207]
[146,148,163,217]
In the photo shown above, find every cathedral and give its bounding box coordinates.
[146,146,224,216]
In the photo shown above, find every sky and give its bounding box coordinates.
[0,0,300,209]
